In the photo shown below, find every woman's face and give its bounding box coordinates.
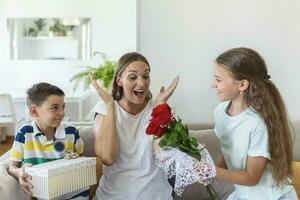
[117,61,150,105]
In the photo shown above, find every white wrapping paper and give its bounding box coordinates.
[155,144,216,196]
[25,157,97,199]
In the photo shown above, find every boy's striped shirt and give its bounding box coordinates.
[10,121,84,165]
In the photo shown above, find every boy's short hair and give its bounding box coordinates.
[26,82,65,107]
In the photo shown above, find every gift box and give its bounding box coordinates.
[25,157,97,199]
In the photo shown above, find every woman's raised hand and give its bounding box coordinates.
[155,76,179,105]
[89,75,114,105]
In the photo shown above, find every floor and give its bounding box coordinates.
[0,136,13,156]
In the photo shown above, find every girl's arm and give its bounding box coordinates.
[216,156,268,186]
[216,154,227,169]
[93,103,119,166]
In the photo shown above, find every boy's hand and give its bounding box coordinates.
[18,163,33,196]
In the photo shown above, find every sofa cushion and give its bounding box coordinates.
[293,161,300,199]
[293,121,300,161]
[174,180,234,200]
[189,129,221,163]
[173,129,234,200]
[0,163,29,200]
[78,126,96,157]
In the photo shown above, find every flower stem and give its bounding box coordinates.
[205,184,220,200]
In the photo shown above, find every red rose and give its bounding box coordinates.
[146,103,172,137]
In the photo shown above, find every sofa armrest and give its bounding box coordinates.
[68,121,94,127]
[187,123,214,130]
[0,163,29,200]
[77,126,96,157]
[0,151,10,164]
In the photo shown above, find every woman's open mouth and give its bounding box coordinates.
[133,90,146,98]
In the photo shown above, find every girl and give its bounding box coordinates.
[90,52,179,200]
[211,47,298,200]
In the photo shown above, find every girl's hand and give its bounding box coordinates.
[155,76,179,105]
[18,163,33,196]
[89,75,114,105]
[153,138,162,154]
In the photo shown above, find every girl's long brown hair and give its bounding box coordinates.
[216,47,294,186]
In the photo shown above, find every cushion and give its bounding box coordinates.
[177,129,234,200]
[293,161,300,199]
[174,180,234,200]
[189,129,222,162]
[89,157,103,199]
[0,163,29,200]
[293,121,300,161]
[78,126,96,157]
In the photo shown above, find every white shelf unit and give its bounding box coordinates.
[18,36,78,60]
[5,89,92,123]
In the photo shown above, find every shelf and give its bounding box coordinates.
[23,36,75,40]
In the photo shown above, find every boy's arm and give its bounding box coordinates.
[8,161,33,196]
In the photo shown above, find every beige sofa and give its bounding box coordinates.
[0,121,299,200]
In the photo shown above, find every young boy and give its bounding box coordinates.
[8,82,88,200]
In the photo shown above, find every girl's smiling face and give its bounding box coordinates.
[211,63,241,102]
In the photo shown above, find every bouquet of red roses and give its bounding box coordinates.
[146,103,219,200]
[146,103,201,160]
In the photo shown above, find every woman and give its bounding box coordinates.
[91,52,179,200]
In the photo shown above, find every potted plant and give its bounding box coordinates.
[49,19,66,36]
[28,27,38,37]
[34,18,46,36]
[48,26,55,37]
[70,52,116,92]
[66,25,76,37]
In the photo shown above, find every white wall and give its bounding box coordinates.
[0,0,137,135]
[0,0,137,92]
[138,0,300,123]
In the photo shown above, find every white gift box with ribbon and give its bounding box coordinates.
[25,157,97,199]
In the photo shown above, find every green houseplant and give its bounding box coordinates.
[70,52,116,92]
[49,19,67,36]
[34,18,46,32]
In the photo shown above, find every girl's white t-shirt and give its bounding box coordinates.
[92,100,173,200]
[214,101,294,200]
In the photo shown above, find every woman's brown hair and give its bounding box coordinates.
[111,52,152,100]
[216,47,294,186]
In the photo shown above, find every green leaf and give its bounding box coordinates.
[190,137,198,146]
[69,52,116,92]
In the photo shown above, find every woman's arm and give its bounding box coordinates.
[152,77,179,151]
[93,103,119,166]
[154,76,179,105]
[90,75,119,166]
[216,156,268,186]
